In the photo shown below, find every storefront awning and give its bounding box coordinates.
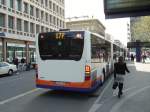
[0,32,35,42]
[0,32,6,37]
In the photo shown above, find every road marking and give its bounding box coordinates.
[88,104,102,112]
[95,78,113,104]
[0,88,40,105]
[110,85,150,112]
[88,78,113,112]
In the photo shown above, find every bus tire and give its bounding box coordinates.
[102,68,106,82]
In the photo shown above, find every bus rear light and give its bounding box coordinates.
[85,76,90,81]
[85,65,91,74]
[85,65,91,81]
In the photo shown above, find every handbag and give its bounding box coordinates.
[112,80,118,89]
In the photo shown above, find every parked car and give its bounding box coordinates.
[0,62,17,75]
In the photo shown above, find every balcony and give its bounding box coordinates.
[16,10,23,16]
[0,4,7,11]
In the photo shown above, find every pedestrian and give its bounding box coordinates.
[21,58,25,64]
[127,52,130,61]
[112,56,130,98]
[131,54,134,61]
[142,54,147,63]
[14,57,19,69]
[13,57,19,74]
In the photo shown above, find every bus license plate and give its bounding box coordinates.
[55,82,65,86]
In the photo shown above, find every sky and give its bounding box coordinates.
[65,0,130,46]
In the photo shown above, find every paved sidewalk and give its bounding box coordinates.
[134,62,150,72]
[89,62,150,112]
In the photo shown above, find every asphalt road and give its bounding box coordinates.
[0,62,150,112]
[0,70,105,112]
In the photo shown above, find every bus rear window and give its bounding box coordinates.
[38,32,84,61]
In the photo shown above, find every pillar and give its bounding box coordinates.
[5,14,8,29]
[2,38,7,62]
[110,42,113,62]
[25,41,29,64]
[135,40,141,62]
[136,46,141,62]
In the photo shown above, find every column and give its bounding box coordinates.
[25,41,29,64]
[136,40,141,62]
[5,14,8,30]
[2,38,7,62]
[111,42,114,71]
[136,46,141,62]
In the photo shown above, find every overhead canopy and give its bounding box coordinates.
[104,0,150,18]
[127,42,150,48]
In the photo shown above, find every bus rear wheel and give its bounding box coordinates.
[102,68,106,83]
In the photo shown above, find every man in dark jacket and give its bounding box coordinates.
[13,58,19,69]
[113,56,130,98]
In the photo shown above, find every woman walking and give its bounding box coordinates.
[113,56,130,98]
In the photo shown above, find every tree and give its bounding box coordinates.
[131,16,150,42]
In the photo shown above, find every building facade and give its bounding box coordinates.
[66,18,105,36]
[0,0,65,63]
[127,22,131,42]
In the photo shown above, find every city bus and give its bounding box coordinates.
[36,30,113,92]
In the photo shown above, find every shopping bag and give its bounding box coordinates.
[112,81,118,89]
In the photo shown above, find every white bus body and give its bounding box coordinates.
[36,31,112,92]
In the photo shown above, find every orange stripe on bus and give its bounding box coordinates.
[36,79,92,88]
